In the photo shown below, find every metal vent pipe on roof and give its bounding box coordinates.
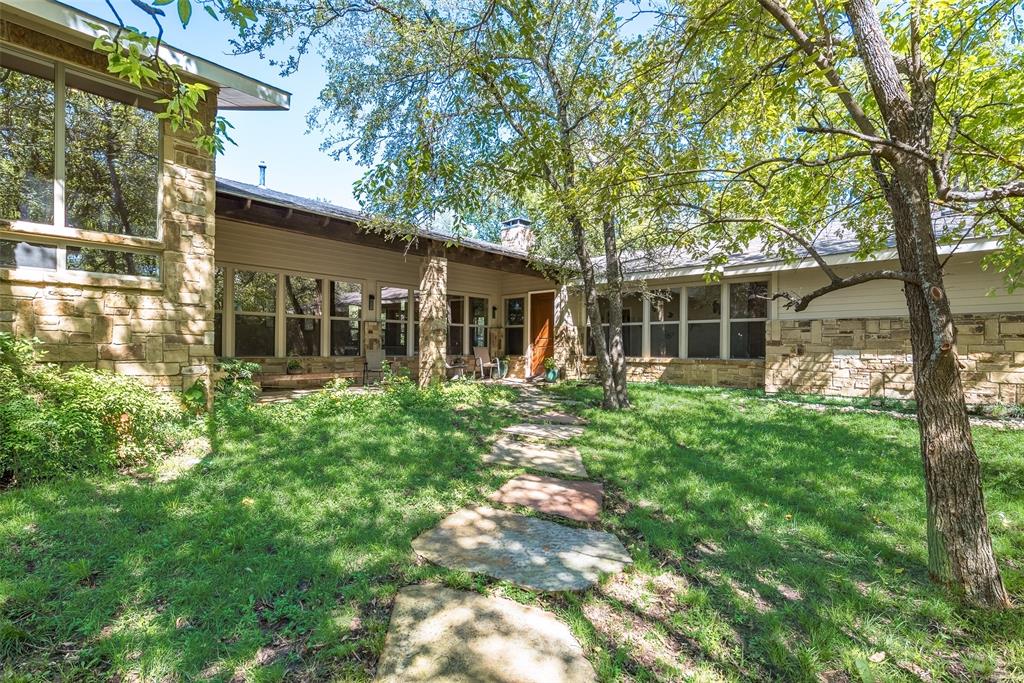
[258,161,267,187]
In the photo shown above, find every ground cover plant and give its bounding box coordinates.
[1,380,1021,681]
[0,334,188,485]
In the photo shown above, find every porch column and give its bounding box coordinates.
[418,243,447,387]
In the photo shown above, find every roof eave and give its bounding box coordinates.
[1,0,290,111]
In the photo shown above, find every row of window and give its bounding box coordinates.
[586,282,768,359]
[215,266,503,358]
[1,48,162,277]
[0,238,160,277]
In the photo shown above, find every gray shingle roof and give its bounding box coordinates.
[215,177,531,261]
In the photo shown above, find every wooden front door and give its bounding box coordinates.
[529,292,554,376]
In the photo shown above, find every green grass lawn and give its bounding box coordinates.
[1,381,1022,681]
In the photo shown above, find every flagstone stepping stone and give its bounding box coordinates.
[502,423,585,440]
[532,411,588,426]
[489,474,603,522]
[411,505,631,591]
[483,437,588,477]
[376,584,596,683]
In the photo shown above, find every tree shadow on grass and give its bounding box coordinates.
[561,383,1024,681]
[0,386,513,680]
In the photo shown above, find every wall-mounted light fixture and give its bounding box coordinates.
[491,305,498,320]
[368,293,376,311]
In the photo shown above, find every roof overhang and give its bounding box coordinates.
[215,186,546,278]
[0,0,290,110]
[622,237,1005,282]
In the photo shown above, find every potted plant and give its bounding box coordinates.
[286,358,304,375]
[498,356,510,379]
[543,357,558,382]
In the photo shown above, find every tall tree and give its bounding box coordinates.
[231,0,688,408]
[660,0,1022,606]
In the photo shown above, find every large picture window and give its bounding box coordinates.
[285,275,322,356]
[1,49,161,278]
[729,281,768,359]
[469,297,488,350]
[448,294,465,355]
[650,289,681,358]
[586,295,642,357]
[382,286,410,356]
[504,297,525,355]
[233,270,277,357]
[330,280,362,356]
[687,285,721,358]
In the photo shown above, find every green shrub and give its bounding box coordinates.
[0,334,183,485]
[215,358,262,407]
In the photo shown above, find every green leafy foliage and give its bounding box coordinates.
[0,334,184,484]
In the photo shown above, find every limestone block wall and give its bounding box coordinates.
[766,315,1024,405]
[0,23,217,391]
[570,357,765,389]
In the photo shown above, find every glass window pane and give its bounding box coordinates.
[381,287,408,321]
[286,317,321,356]
[688,323,720,358]
[505,327,524,355]
[214,266,224,310]
[331,280,362,318]
[330,319,360,356]
[0,54,55,224]
[650,289,680,323]
[730,321,766,359]
[414,323,420,352]
[471,326,487,349]
[448,326,465,355]
[651,324,680,358]
[234,270,276,313]
[0,239,56,269]
[383,321,407,355]
[688,285,721,321]
[470,297,487,326]
[448,295,465,325]
[64,80,158,237]
[505,298,524,326]
[214,312,223,357]
[66,246,159,277]
[285,275,322,316]
[622,325,642,356]
[235,315,275,356]
[622,295,643,324]
[730,282,768,319]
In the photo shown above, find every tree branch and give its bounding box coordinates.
[771,269,922,311]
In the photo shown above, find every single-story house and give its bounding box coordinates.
[2,0,1022,404]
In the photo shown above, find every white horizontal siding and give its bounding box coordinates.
[776,254,1024,319]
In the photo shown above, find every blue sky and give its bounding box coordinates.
[67,0,366,208]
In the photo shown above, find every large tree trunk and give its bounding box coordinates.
[887,169,1010,607]
[568,214,619,406]
[846,0,1009,607]
[601,215,629,409]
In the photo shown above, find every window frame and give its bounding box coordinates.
[0,46,165,284]
[503,295,526,356]
[578,277,772,362]
[328,278,363,357]
[468,295,489,352]
[216,262,368,359]
[727,280,769,360]
[283,273,324,357]
[380,282,416,357]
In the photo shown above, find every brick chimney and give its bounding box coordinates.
[500,216,534,252]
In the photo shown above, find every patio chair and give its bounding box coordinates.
[363,348,387,386]
[444,356,468,380]
[473,346,500,379]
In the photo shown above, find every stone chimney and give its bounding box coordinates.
[500,216,534,252]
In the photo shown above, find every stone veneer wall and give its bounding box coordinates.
[766,314,1024,405]
[0,21,217,391]
[571,357,765,389]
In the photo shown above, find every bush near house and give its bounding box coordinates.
[0,334,186,485]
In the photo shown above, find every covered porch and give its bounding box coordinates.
[212,179,575,387]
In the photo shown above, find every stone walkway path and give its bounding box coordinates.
[377,385,632,682]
